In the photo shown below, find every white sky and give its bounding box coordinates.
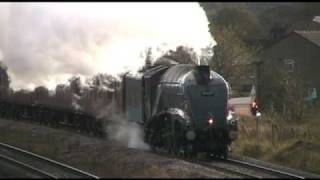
[0,2,215,90]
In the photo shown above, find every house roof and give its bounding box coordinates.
[294,31,320,47]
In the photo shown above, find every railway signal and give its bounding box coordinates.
[250,101,259,116]
[250,100,262,139]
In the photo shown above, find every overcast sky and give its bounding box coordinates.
[0,2,214,90]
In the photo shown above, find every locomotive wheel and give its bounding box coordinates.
[146,112,187,157]
[161,114,173,155]
[86,119,93,135]
[163,113,187,156]
[145,118,159,151]
[208,143,228,160]
[163,133,174,154]
[146,129,161,151]
[146,113,170,152]
[91,121,98,136]
[93,121,104,137]
[163,133,178,156]
[93,121,100,137]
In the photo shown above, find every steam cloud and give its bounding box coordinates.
[0,2,214,91]
[101,104,150,150]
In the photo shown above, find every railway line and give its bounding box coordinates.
[0,142,99,178]
[152,148,310,178]
[197,160,259,178]
[226,158,305,178]
[0,154,55,178]
[191,157,306,178]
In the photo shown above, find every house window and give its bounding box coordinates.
[283,59,295,72]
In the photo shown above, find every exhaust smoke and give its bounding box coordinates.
[0,2,214,90]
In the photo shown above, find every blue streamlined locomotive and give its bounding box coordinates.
[122,64,237,158]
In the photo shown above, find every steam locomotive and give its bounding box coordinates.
[122,63,238,159]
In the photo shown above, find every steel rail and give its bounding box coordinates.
[197,160,259,178]
[0,154,57,178]
[226,158,305,179]
[0,142,99,179]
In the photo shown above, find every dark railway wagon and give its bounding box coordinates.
[0,100,105,138]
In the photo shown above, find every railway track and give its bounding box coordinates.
[0,154,56,178]
[173,152,307,179]
[196,160,259,178]
[226,158,305,178]
[0,142,99,178]
[151,146,314,178]
[192,157,306,179]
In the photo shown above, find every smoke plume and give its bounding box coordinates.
[0,3,214,91]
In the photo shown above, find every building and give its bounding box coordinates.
[258,30,320,107]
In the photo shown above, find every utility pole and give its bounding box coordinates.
[255,59,263,109]
[256,113,261,140]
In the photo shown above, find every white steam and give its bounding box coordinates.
[0,2,214,91]
[108,119,150,150]
[103,106,150,150]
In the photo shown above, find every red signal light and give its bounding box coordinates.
[251,101,259,116]
[252,101,257,108]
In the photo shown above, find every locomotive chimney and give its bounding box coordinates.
[196,65,210,85]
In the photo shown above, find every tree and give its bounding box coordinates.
[159,46,198,65]
[205,7,263,96]
[33,86,49,104]
[259,58,307,121]
[68,76,84,111]
[0,61,10,99]
[138,47,154,71]
[199,45,214,65]
[54,84,72,109]
[81,73,120,114]
[211,7,264,40]
[68,76,82,96]
[257,5,301,40]
[297,3,320,21]
[144,47,153,68]
[210,26,259,95]
[11,89,32,104]
[87,73,116,92]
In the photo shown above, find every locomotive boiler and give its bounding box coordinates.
[122,63,237,158]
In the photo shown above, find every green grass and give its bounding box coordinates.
[0,123,67,161]
[232,108,320,174]
[0,121,130,177]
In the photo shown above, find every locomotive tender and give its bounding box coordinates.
[122,63,237,158]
